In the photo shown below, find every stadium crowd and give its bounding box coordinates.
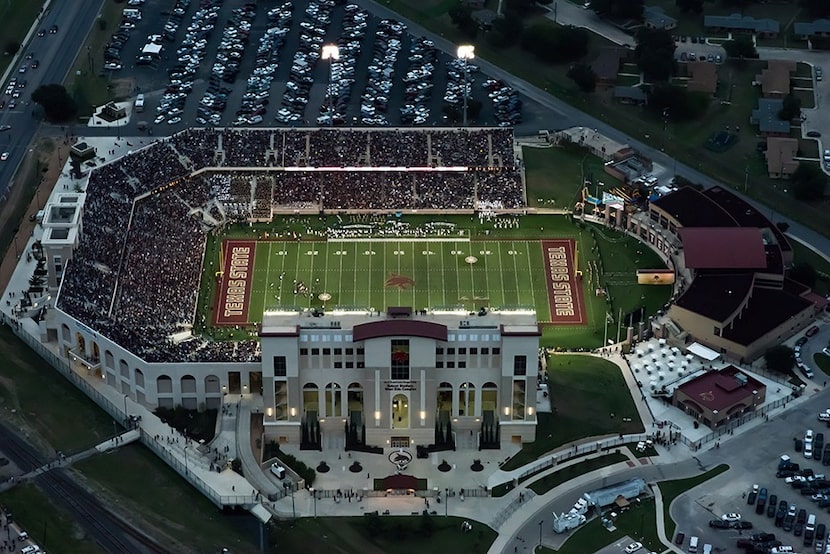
[57,127,522,362]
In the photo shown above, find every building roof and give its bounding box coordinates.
[704,13,780,34]
[686,62,718,95]
[613,86,647,101]
[751,98,790,134]
[765,137,799,176]
[756,60,795,97]
[672,273,754,322]
[592,48,625,81]
[650,186,737,228]
[353,319,448,342]
[720,286,814,345]
[676,365,765,413]
[643,6,676,29]
[680,227,767,269]
[794,19,830,36]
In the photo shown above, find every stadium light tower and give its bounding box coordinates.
[457,45,475,126]
[321,44,340,126]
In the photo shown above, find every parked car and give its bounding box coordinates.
[709,519,731,529]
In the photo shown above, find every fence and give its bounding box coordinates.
[5,319,255,508]
[516,433,652,482]
[489,489,536,530]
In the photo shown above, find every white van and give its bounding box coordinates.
[134,93,145,113]
[702,545,712,554]
[270,463,285,479]
[689,536,699,553]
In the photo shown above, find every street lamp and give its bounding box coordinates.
[457,45,475,126]
[310,487,318,517]
[538,519,543,551]
[321,44,340,126]
[284,482,296,519]
[444,487,449,517]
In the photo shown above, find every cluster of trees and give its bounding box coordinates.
[675,0,703,14]
[32,84,77,123]
[723,35,758,59]
[791,163,828,202]
[590,0,644,19]
[801,0,830,18]
[634,28,677,81]
[778,93,802,121]
[568,64,597,92]
[521,24,590,64]
[646,83,710,121]
[764,345,795,374]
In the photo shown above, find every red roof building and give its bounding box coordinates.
[672,366,766,429]
[679,227,767,270]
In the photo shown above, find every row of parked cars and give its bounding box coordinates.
[317,4,369,125]
[103,6,144,70]
[358,18,406,126]
[794,430,830,464]
[276,0,335,124]
[399,36,437,125]
[482,78,522,127]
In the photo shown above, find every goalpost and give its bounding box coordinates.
[216,240,225,277]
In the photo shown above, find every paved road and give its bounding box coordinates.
[0,0,105,203]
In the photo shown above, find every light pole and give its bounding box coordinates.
[538,519,543,551]
[444,487,448,517]
[284,482,296,518]
[457,45,475,126]
[310,487,318,517]
[321,44,340,126]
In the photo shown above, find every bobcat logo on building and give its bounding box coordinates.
[388,449,413,471]
[698,390,715,402]
[385,274,415,290]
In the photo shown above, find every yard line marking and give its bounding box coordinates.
[455,241,461,305]
[511,240,520,305]
[411,243,416,308]
[482,240,491,307]
[323,241,330,305]
[439,245,447,306]
[496,243,506,307]
[524,242,536,307]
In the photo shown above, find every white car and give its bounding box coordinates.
[0,151,9,161]
[624,542,643,553]
[721,513,742,522]
[167,116,182,125]
[154,114,165,124]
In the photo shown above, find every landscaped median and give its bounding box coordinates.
[526,452,628,495]
[658,464,730,538]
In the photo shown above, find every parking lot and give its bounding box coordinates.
[670,391,830,553]
[673,35,726,64]
[100,0,524,130]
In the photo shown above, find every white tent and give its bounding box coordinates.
[687,342,720,361]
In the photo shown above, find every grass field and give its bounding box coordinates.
[0,2,44,77]
[246,238,550,318]
[199,214,671,348]
[658,464,729,538]
[526,452,627,494]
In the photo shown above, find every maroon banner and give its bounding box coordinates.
[213,240,256,326]
[541,239,587,325]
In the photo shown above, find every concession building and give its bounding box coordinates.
[672,365,766,429]
[634,185,823,361]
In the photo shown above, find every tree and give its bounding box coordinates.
[675,0,703,13]
[646,84,709,121]
[776,221,790,232]
[591,0,644,19]
[521,24,589,64]
[449,4,478,40]
[32,84,77,123]
[790,263,818,288]
[567,64,597,92]
[778,93,802,121]
[504,0,536,16]
[634,28,676,81]
[487,13,523,48]
[802,0,830,18]
[4,40,19,55]
[790,163,827,202]
[723,35,757,59]
[764,345,795,374]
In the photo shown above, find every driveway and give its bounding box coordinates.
[543,1,635,48]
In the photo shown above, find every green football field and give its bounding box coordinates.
[246,239,550,319]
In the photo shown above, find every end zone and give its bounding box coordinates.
[541,239,587,325]
[213,240,256,326]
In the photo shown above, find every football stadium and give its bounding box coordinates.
[48,127,668,448]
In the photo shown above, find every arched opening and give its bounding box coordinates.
[205,375,220,394]
[481,382,498,414]
[90,341,100,363]
[302,383,319,418]
[391,393,409,429]
[458,382,475,416]
[61,324,70,343]
[104,350,114,369]
[119,360,129,378]
[324,382,342,417]
[134,368,145,389]
[157,375,173,395]
[181,375,196,394]
[75,333,86,354]
[346,383,365,447]
[436,381,452,415]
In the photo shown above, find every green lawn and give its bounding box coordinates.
[523,142,623,210]
[789,238,830,296]
[0,2,44,77]
[815,353,830,376]
[526,452,627,494]
[0,484,105,554]
[500,355,643,470]
[543,497,661,554]
[269,515,497,554]
[658,464,730,538]
[0,326,115,453]
[75,444,260,554]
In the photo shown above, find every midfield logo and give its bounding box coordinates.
[385,274,415,290]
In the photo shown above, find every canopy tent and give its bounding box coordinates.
[687,342,720,361]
